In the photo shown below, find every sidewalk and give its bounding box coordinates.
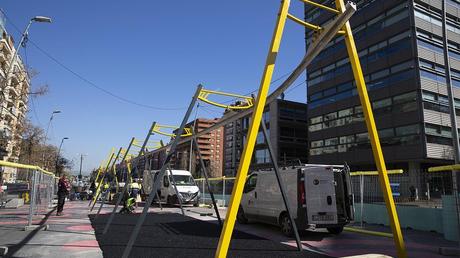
[0,201,102,258]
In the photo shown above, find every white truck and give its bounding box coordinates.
[142,169,200,206]
[237,164,354,236]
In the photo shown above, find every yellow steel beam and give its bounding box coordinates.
[335,0,406,257]
[0,160,53,176]
[350,169,404,176]
[215,1,291,257]
[198,88,254,110]
[287,13,345,34]
[153,124,192,137]
[90,151,116,208]
[299,0,340,14]
[428,164,460,172]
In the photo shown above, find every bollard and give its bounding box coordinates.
[202,179,205,205]
[27,170,37,227]
[222,177,225,207]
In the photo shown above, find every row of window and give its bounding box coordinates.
[414,6,460,35]
[309,2,409,64]
[309,124,421,156]
[419,59,460,87]
[308,30,411,85]
[417,29,460,61]
[309,61,415,109]
[309,91,417,132]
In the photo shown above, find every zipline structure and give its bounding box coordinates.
[99,1,407,257]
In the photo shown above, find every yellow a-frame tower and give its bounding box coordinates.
[215,1,407,258]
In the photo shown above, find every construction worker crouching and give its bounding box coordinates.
[130,178,141,208]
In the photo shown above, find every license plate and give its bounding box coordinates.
[312,214,335,221]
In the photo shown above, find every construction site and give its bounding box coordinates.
[1,0,460,257]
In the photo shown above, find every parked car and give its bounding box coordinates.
[237,164,354,236]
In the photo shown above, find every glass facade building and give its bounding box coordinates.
[306,0,460,192]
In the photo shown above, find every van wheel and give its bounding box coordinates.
[280,213,294,237]
[236,206,248,224]
[327,226,344,234]
[166,195,174,206]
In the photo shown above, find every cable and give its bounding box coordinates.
[1,10,186,111]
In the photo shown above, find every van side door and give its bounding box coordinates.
[242,173,258,219]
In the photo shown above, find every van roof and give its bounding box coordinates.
[153,169,192,176]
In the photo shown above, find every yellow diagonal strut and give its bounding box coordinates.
[215,0,291,257]
[335,0,406,257]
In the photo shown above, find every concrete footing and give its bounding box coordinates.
[439,247,460,256]
[23,224,48,231]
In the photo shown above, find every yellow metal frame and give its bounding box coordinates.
[0,160,54,176]
[90,150,116,208]
[428,164,460,172]
[198,88,254,110]
[350,169,404,176]
[215,1,290,256]
[152,124,192,137]
[216,0,407,257]
[335,0,406,256]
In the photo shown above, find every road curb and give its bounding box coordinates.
[344,227,393,238]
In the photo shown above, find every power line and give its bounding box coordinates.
[1,10,186,111]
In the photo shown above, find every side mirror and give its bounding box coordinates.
[164,179,169,187]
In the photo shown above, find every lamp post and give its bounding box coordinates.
[55,137,68,176]
[42,110,60,169]
[44,110,61,142]
[0,16,52,117]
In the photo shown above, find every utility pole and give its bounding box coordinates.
[442,0,460,249]
[79,154,84,180]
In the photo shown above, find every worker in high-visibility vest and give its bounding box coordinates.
[130,178,142,208]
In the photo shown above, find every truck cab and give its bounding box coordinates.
[143,169,200,206]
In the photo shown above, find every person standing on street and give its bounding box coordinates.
[57,174,70,216]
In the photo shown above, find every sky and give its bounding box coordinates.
[1,1,308,175]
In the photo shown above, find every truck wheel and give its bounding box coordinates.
[236,206,248,224]
[327,226,344,234]
[279,213,294,237]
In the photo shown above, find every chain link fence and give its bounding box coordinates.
[0,161,57,228]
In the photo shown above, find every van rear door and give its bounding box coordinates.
[304,166,338,225]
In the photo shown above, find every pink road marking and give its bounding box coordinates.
[66,224,93,231]
[62,240,100,251]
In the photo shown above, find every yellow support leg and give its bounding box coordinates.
[335,0,407,257]
[215,1,290,257]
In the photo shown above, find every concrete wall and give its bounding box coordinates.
[354,203,444,234]
[442,195,460,241]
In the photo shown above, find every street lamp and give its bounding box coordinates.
[45,110,61,141]
[55,137,68,176]
[0,16,52,115]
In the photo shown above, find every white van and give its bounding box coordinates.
[237,164,354,236]
[143,169,200,206]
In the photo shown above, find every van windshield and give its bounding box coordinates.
[170,175,196,186]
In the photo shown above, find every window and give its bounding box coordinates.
[395,124,419,136]
[244,174,257,192]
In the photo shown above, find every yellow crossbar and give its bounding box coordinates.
[428,164,460,172]
[299,0,340,14]
[287,13,345,34]
[350,169,404,176]
[0,160,54,176]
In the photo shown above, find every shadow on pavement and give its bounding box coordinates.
[89,212,331,258]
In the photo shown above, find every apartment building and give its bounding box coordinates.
[223,99,308,177]
[171,118,224,178]
[0,15,30,183]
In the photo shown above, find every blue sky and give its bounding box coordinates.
[1,0,308,175]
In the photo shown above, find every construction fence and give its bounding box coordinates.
[0,161,58,227]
